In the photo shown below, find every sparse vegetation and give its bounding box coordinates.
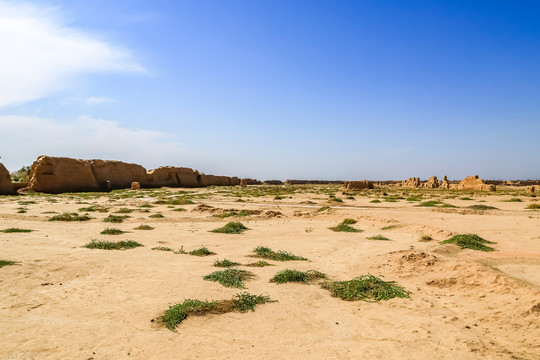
[104,214,130,223]
[244,260,275,267]
[317,206,330,212]
[171,208,187,212]
[329,219,363,232]
[440,234,496,251]
[270,269,326,284]
[100,228,126,235]
[419,235,433,242]
[367,235,390,241]
[252,246,308,261]
[211,222,249,234]
[213,210,259,218]
[467,205,498,210]
[78,205,109,213]
[203,268,255,288]
[134,225,154,230]
[152,246,174,252]
[526,204,540,210]
[189,247,215,256]
[0,260,20,268]
[416,201,439,207]
[154,198,194,205]
[380,224,400,230]
[214,259,241,267]
[83,239,143,250]
[149,213,165,218]
[49,212,92,222]
[370,199,381,203]
[501,198,522,202]
[115,208,134,214]
[0,228,33,233]
[321,274,409,302]
[160,292,275,331]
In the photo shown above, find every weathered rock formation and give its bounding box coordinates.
[240,178,262,186]
[0,162,16,195]
[423,176,439,188]
[457,175,496,192]
[440,175,450,189]
[402,177,421,188]
[263,180,283,185]
[24,156,240,194]
[131,182,140,190]
[342,180,374,190]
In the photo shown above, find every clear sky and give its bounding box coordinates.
[0,0,539,180]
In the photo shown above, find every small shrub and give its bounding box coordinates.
[213,210,259,218]
[100,228,126,235]
[244,260,275,267]
[115,208,134,214]
[104,214,130,223]
[214,259,241,267]
[78,205,109,213]
[467,205,498,210]
[139,204,154,208]
[329,219,362,232]
[83,239,143,250]
[316,206,330,212]
[160,292,275,331]
[149,213,165,218]
[0,260,20,268]
[329,198,343,203]
[154,198,194,205]
[440,234,496,251]
[341,218,357,225]
[460,197,474,201]
[526,204,540,210]
[370,199,381,203]
[406,195,423,202]
[17,208,27,213]
[419,235,433,242]
[49,212,92,222]
[171,208,187,212]
[152,246,174,252]
[189,247,215,256]
[134,225,154,230]
[252,246,308,261]
[270,269,326,284]
[203,268,255,288]
[211,222,249,234]
[501,198,522,202]
[380,225,400,231]
[416,201,439,207]
[367,235,390,241]
[0,228,33,233]
[321,274,409,302]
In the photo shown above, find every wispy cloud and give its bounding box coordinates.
[0,116,189,171]
[0,1,144,109]
[86,97,117,105]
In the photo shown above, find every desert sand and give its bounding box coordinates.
[1,185,539,359]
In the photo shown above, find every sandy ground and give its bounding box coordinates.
[0,185,539,359]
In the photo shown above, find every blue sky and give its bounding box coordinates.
[0,0,539,180]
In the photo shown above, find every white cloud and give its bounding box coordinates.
[0,1,144,108]
[86,97,117,105]
[0,116,190,171]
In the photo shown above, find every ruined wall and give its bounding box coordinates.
[0,162,15,195]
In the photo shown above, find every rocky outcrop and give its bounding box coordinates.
[342,180,374,190]
[146,167,201,188]
[0,162,15,195]
[423,176,439,188]
[457,175,496,192]
[402,177,421,188]
[24,156,240,194]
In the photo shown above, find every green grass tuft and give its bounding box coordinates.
[100,227,126,235]
[380,225,400,230]
[203,268,255,288]
[440,234,496,251]
[316,206,330,212]
[160,292,275,331]
[419,235,433,242]
[416,201,439,207]
[214,259,241,267]
[49,212,92,221]
[501,198,522,202]
[134,224,154,230]
[367,235,391,241]
[104,214,130,223]
[115,208,134,214]
[78,205,109,213]
[211,222,249,234]
[321,274,409,302]
[467,205,498,210]
[252,246,308,261]
[171,207,187,212]
[526,203,540,210]
[0,228,33,233]
[0,260,20,268]
[244,260,275,267]
[189,247,215,256]
[270,269,326,284]
[329,219,363,232]
[149,213,165,218]
[341,218,357,225]
[83,239,143,250]
[154,198,194,205]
